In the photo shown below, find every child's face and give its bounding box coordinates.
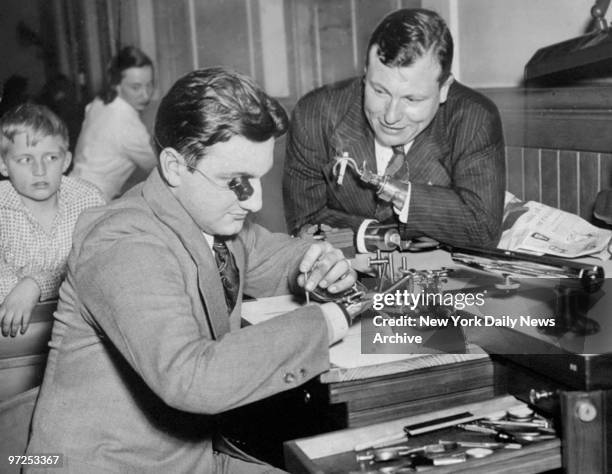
[0,132,71,204]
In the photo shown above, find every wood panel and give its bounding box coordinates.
[523,147,540,202]
[354,0,401,66]
[602,153,612,191]
[194,0,251,75]
[316,0,354,87]
[579,152,599,219]
[559,150,578,214]
[540,149,558,208]
[287,0,317,99]
[482,86,612,153]
[505,146,523,199]
[152,0,192,95]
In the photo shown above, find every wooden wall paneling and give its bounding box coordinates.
[152,0,192,96]
[316,0,355,86]
[483,87,612,154]
[400,0,422,8]
[505,146,523,200]
[579,152,599,219]
[523,148,540,203]
[287,0,317,100]
[354,0,402,68]
[540,149,559,209]
[558,150,578,214]
[601,153,612,191]
[193,0,251,76]
[257,0,291,98]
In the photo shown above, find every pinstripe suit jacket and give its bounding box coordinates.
[283,77,506,247]
[27,169,328,473]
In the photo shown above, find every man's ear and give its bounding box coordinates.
[159,147,184,187]
[439,74,454,104]
[62,151,72,174]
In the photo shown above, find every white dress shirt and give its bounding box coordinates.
[72,96,156,200]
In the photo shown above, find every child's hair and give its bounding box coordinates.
[0,103,69,158]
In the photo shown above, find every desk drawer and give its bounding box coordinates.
[284,396,561,474]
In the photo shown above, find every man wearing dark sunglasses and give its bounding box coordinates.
[27,67,362,473]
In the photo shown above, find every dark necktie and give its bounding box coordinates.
[385,145,409,180]
[213,238,240,313]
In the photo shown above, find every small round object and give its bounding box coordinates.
[575,400,598,422]
[466,448,494,459]
[507,407,534,421]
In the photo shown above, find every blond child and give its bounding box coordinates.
[0,104,105,337]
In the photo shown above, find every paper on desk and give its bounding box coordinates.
[241,295,427,368]
[499,191,612,259]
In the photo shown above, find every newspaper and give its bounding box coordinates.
[498,192,612,260]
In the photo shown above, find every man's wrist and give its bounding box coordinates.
[320,302,349,344]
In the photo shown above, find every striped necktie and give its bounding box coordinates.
[213,237,240,313]
[385,145,408,179]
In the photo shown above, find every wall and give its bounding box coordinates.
[139,0,612,232]
[147,0,422,232]
[0,0,46,98]
[484,86,612,220]
[456,0,594,87]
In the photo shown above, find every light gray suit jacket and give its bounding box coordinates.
[27,169,329,473]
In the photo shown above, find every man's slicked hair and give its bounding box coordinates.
[367,9,453,84]
[154,67,288,167]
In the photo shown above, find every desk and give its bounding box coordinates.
[243,291,500,429]
[284,396,562,474]
[245,249,612,472]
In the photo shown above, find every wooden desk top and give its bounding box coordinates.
[243,249,612,386]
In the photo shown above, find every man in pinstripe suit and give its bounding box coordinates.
[283,9,505,248]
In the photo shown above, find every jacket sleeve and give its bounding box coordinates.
[402,105,506,248]
[283,93,368,235]
[74,219,329,415]
[240,221,312,297]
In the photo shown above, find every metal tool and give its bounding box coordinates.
[303,270,310,305]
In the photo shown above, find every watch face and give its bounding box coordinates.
[309,280,367,304]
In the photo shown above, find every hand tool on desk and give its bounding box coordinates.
[303,270,310,305]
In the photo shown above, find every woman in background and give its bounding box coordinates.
[72,46,156,200]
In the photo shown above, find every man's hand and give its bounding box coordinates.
[1,277,41,337]
[298,241,356,295]
[296,223,334,240]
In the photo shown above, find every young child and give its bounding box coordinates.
[0,103,105,337]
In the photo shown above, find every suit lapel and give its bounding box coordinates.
[329,78,376,173]
[327,78,378,215]
[143,170,230,338]
[406,124,452,185]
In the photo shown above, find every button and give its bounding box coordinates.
[575,400,597,422]
[283,372,296,384]
[299,368,308,378]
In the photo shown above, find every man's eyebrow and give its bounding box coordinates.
[369,80,390,93]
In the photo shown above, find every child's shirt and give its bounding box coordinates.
[0,176,106,302]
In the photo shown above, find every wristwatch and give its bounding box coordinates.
[309,281,371,326]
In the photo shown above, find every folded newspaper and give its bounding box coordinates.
[498,192,612,260]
